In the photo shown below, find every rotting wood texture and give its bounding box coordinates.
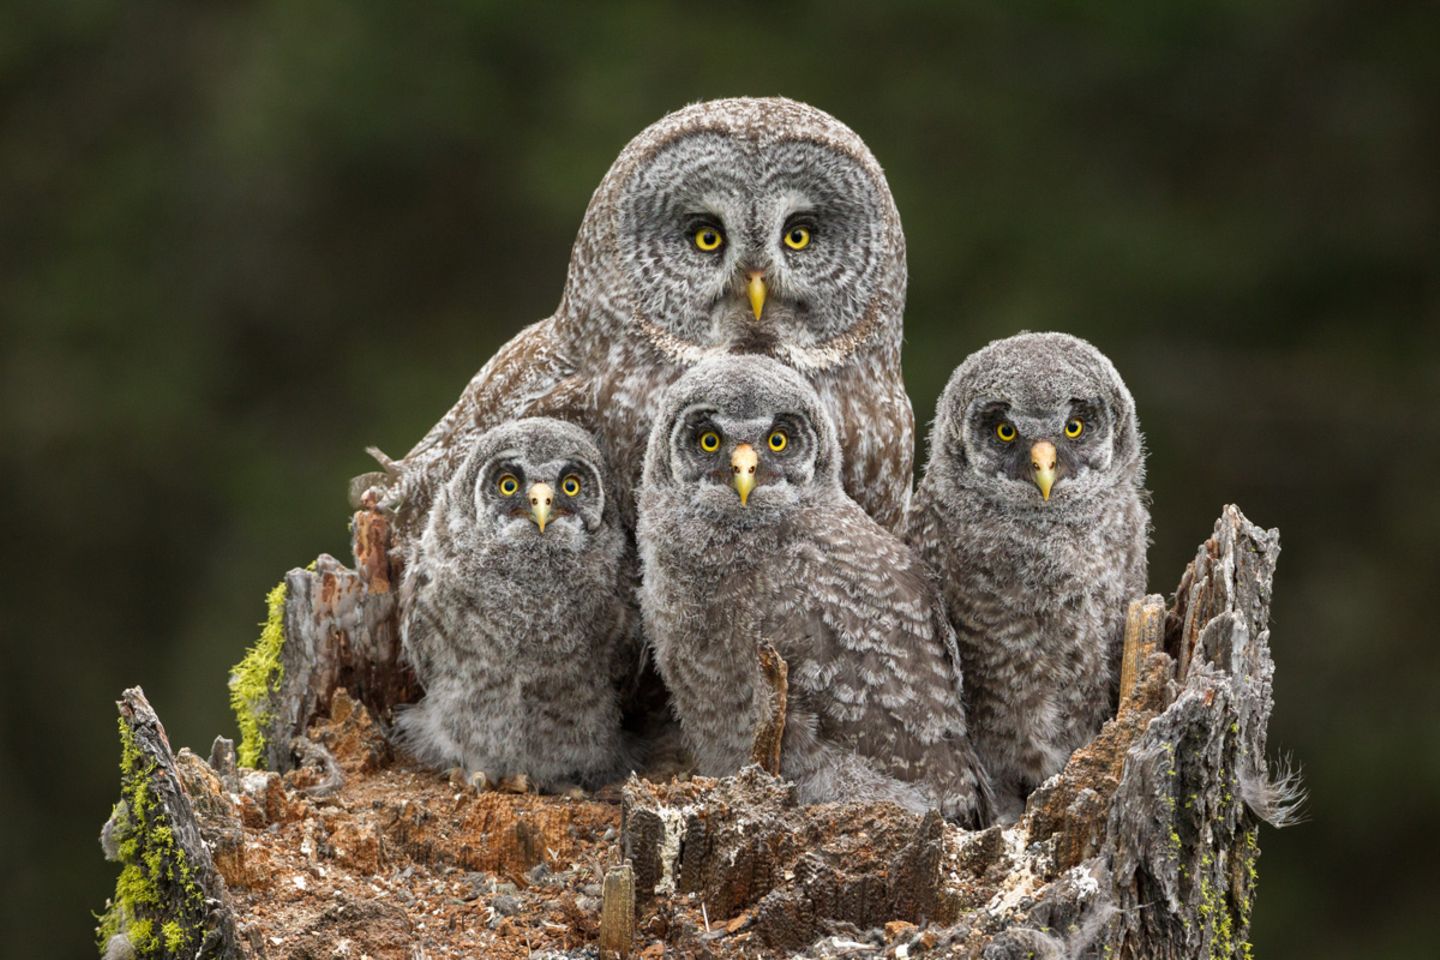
[96,504,1297,959]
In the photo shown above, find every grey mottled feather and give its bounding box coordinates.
[368,97,913,538]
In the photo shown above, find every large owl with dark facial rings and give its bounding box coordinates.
[907,332,1149,822]
[638,355,991,826]
[366,97,914,539]
[396,417,632,791]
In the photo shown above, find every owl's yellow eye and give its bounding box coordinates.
[767,430,788,452]
[783,226,811,250]
[498,474,519,496]
[561,474,581,497]
[996,422,1017,443]
[699,431,721,452]
[693,227,724,252]
[1065,418,1085,439]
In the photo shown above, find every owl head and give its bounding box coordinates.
[926,332,1144,515]
[440,417,615,550]
[642,354,841,520]
[562,97,906,371]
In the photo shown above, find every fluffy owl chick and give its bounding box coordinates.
[397,417,632,791]
[908,332,1149,822]
[638,356,992,826]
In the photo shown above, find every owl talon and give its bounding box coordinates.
[498,773,533,794]
[468,770,492,792]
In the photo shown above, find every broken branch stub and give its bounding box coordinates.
[599,862,636,959]
[750,640,789,776]
[97,688,241,960]
[249,505,419,772]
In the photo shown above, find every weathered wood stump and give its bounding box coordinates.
[229,503,419,773]
[95,504,1298,959]
[96,689,240,960]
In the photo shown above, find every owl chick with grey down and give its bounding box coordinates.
[396,417,633,791]
[639,355,993,826]
[908,332,1149,822]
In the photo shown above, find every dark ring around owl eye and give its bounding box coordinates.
[699,430,721,452]
[562,474,582,496]
[498,474,520,496]
[996,422,1017,443]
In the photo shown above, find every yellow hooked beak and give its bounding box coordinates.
[1031,441,1057,501]
[731,443,758,506]
[746,270,767,320]
[528,482,553,532]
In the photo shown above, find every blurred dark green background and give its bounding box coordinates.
[3,2,1436,957]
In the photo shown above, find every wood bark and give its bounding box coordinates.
[599,862,637,959]
[255,505,419,772]
[96,504,1294,958]
[97,689,241,959]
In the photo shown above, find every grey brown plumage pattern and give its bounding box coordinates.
[396,418,633,790]
[638,356,991,825]
[369,97,914,539]
[908,332,1149,821]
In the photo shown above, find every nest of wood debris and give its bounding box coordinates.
[95,505,1297,960]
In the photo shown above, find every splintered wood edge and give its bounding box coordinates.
[751,642,789,776]
[1118,594,1167,717]
[599,862,636,959]
[351,505,393,595]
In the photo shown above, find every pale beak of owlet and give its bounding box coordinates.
[528,482,553,532]
[745,270,767,321]
[1031,440,1058,501]
[731,443,758,506]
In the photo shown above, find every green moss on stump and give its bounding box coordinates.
[229,580,288,769]
[94,718,206,958]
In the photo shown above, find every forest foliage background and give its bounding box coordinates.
[2,3,1436,957]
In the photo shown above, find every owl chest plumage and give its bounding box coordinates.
[413,533,623,690]
[638,504,809,776]
[918,487,1145,789]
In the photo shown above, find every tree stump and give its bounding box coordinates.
[95,504,1298,959]
[229,504,419,773]
[96,689,240,960]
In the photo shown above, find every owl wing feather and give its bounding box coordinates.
[392,543,474,771]
[778,499,992,825]
[363,316,593,528]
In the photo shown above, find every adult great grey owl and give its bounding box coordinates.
[396,417,632,790]
[907,332,1149,822]
[638,355,992,825]
[366,97,913,538]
